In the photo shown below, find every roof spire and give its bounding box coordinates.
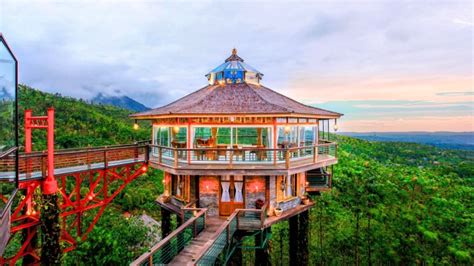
[225,48,244,62]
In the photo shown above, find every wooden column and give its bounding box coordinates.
[228,234,243,266]
[160,207,172,263]
[255,227,271,266]
[289,215,298,264]
[161,207,172,237]
[257,128,263,146]
[297,210,310,266]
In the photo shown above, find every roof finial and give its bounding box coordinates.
[232,48,237,55]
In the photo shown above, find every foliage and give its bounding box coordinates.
[270,135,474,265]
[40,194,61,265]
[10,85,473,265]
[62,208,156,265]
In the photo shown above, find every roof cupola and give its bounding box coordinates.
[206,49,263,85]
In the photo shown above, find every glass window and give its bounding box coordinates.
[277,126,298,147]
[0,39,16,153]
[299,126,316,147]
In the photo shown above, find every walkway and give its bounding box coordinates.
[168,217,225,266]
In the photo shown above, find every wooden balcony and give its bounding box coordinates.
[148,142,337,176]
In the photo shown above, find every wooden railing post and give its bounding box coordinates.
[104,148,108,169]
[145,145,150,163]
[134,143,139,159]
[229,150,233,168]
[313,146,316,163]
[273,149,277,166]
[174,149,178,168]
[41,152,47,178]
[86,147,91,169]
[194,220,197,237]
[158,147,162,164]
[285,150,290,169]
[236,211,240,229]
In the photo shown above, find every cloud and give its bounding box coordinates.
[314,100,473,120]
[0,0,472,131]
[437,91,474,96]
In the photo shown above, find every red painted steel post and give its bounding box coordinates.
[24,110,32,153]
[24,110,33,213]
[42,108,57,194]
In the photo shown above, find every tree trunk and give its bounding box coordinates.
[40,194,61,266]
[355,212,360,266]
[255,227,271,266]
[319,201,324,265]
[297,211,309,266]
[289,215,299,264]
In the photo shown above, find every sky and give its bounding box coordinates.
[0,0,472,132]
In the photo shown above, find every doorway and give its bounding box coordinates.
[219,175,244,216]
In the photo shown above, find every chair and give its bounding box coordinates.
[256,145,267,161]
[233,144,244,161]
[216,144,228,160]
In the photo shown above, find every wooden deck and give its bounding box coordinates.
[168,217,226,266]
[150,154,337,176]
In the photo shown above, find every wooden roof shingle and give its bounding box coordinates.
[131,83,342,118]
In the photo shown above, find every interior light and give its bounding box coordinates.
[334,120,338,132]
[173,126,180,134]
[133,120,139,130]
[284,126,291,134]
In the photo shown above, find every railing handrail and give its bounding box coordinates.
[0,147,17,159]
[130,208,207,266]
[193,205,267,263]
[0,188,18,219]
[12,142,150,158]
[149,142,337,152]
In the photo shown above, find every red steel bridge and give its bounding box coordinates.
[0,109,149,265]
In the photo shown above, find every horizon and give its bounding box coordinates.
[1,0,472,132]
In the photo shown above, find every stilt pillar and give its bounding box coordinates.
[297,210,310,266]
[289,215,299,264]
[255,227,271,266]
[161,208,172,237]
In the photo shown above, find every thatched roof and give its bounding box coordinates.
[131,82,342,118]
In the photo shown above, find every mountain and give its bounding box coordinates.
[91,93,150,112]
[340,132,474,151]
[18,85,150,150]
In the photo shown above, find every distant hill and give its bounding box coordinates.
[91,93,150,112]
[340,132,474,151]
[18,85,149,150]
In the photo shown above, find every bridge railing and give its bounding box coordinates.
[193,204,267,265]
[131,208,207,266]
[0,188,17,256]
[0,142,150,181]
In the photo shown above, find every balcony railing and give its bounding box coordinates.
[131,208,207,266]
[193,205,267,265]
[149,142,337,169]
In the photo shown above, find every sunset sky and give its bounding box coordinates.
[0,0,472,132]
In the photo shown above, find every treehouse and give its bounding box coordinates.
[131,49,342,265]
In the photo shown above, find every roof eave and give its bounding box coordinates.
[129,112,342,120]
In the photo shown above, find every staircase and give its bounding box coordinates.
[306,167,331,193]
